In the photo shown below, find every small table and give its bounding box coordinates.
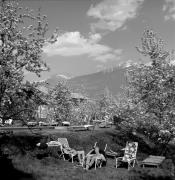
[141,155,165,168]
[47,141,62,147]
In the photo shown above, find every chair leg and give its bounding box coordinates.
[128,162,131,170]
[116,158,118,168]
[82,156,85,167]
[79,156,83,167]
[95,159,101,170]
[99,161,102,168]
[135,159,139,166]
[79,152,85,167]
[62,154,65,161]
[71,155,74,163]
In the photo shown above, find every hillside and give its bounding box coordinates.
[45,67,128,98]
[68,67,127,98]
[45,74,71,87]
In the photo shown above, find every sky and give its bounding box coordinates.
[22,0,175,81]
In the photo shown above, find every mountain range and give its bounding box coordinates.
[44,66,128,98]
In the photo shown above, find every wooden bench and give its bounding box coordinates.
[141,155,165,168]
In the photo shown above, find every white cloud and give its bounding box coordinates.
[87,0,144,32]
[94,49,122,62]
[163,0,175,20]
[89,33,102,42]
[43,31,122,63]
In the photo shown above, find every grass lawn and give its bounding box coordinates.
[1,128,175,180]
[13,155,129,180]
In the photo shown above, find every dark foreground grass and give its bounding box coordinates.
[13,154,129,180]
[12,129,130,180]
[1,128,175,180]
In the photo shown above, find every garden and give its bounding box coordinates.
[1,1,175,179]
[0,128,175,180]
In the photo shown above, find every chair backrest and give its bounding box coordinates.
[94,142,97,148]
[57,138,69,148]
[122,142,138,161]
[104,144,107,152]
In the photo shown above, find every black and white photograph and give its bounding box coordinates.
[0,0,175,179]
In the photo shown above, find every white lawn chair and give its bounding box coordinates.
[116,142,138,170]
[57,138,77,163]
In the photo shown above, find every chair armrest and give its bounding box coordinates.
[128,157,136,162]
[108,149,118,154]
[116,156,123,160]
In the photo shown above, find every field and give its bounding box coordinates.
[0,128,175,180]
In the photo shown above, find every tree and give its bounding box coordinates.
[71,100,97,125]
[0,0,58,123]
[0,81,46,124]
[47,82,73,123]
[96,88,116,120]
[122,29,175,146]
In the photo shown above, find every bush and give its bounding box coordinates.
[161,159,175,176]
[129,167,174,180]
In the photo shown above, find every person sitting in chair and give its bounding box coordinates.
[36,137,49,159]
[36,137,48,149]
[85,146,106,170]
[62,144,85,165]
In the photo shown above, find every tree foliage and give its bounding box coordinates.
[71,100,97,125]
[96,88,116,120]
[119,29,175,144]
[0,81,46,123]
[0,0,58,123]
[47,82,73,123]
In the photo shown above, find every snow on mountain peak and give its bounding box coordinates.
[56,74,71,79]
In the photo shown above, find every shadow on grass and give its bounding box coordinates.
[1,129,175,180]
[0,155,35,180]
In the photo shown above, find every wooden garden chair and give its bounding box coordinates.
[116,142,138,170]
[57,138,77,163]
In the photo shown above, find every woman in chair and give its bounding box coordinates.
[85,146,106,170]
